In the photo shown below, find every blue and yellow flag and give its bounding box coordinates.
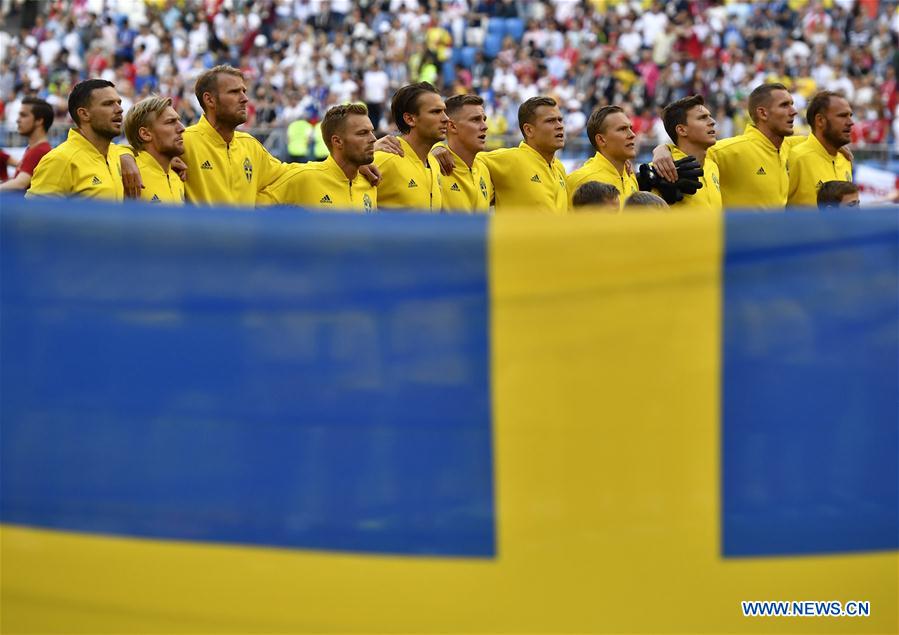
[1,198,896,632]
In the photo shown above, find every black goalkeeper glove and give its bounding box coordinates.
[637,162,683,204]
[673,156,703,196]
[655,179,685,205]
[636,163,657,192]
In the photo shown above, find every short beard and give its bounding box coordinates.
[161,144,185,159]
[94,124,120,140]
[822,123,848,149]
[215,100,247,129]
[348,150,374,167]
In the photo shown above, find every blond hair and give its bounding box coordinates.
[320,103,369,151]
[124,96,173,152]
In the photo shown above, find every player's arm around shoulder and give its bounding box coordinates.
[257,163,315,206]
[242,133,290,189]
[476,147,517,183]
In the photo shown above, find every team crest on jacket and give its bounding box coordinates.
[712,173,720,191]
[363,193,373,212]
[480,177,488,200]
[243,158,253,182]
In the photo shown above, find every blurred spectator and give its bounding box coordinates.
[0,0,895,162]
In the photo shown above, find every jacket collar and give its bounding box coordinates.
[66,128,109,158]
[743,123,782,154]
[323,154,358,182]
[196,114,232,147]
[588,150,627,177]
[398,136,431,169]
[519,141,559,168]
[805,132,838,159]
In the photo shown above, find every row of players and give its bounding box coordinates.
[5,65,857,213]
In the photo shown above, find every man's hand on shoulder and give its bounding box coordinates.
[430,145,455,176]
[359,164,382,186]
[171,157,188,182]
[374,135,403,156]
[839,146,854,163]
[120,154,143,199]
[651,144,677,182]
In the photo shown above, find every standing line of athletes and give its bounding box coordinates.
[14,64,866,213]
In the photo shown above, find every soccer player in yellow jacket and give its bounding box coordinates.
[708,83,806,210]
[373,82,446,212]
[477,96,568,214]
[658,95,722,212]
[258,103,377,212]
[123,96,186,204]
[787,91,854,208]
[27,79,139,201]
[182,65,291,206]
[566,105,639,210]
[437,94,492,213]
[380,95,567,214]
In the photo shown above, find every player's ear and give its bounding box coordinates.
[403,111,416,129]
[447,119,458,134]
[522,122,533,140]
[138,126,152,144]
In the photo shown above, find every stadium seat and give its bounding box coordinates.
[483,33,503,59]
[486,17,505,37]
[460,46,477,67]
[504,18,525,41]
[442,61,456,85]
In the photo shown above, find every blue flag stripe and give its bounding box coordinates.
[1,201,496,557]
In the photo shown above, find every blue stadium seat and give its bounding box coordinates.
[504,17,525,41]
[451,46,464,65]
[460,46,477,67]
[486,17,505,37]
[483,33,503,59]
[442,61,456,85]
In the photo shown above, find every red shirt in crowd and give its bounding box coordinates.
[15,141,52,178]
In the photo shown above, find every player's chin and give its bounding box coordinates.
[361,153,375,165]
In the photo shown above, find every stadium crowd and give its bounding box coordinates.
[1,0,898,155]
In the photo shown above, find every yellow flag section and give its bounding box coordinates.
[2,206,896,633]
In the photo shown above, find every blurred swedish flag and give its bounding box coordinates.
[1,198,896,633]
